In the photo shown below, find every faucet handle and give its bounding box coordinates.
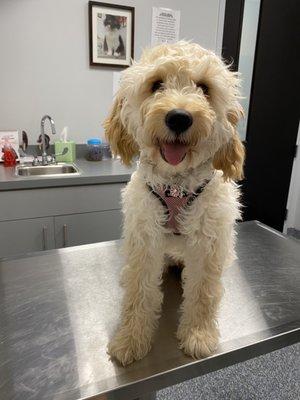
[32,156,39,166]
[49,154,57,164]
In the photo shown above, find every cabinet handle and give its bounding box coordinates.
[63,224,68,247]
[42,225,47,250]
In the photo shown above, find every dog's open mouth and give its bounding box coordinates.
[160,141,188,166]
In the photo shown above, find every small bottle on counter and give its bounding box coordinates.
[86,138,103,161]
[2,145,17,167]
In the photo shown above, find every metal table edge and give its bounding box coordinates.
[78,323,300,400]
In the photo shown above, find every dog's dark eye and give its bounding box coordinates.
[151,80,164,93]
[197,82,209,96]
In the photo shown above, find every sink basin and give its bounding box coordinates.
[16,163,80,177]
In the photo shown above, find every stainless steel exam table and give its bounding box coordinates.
[0,221,299,400]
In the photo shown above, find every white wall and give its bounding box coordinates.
[284,122,300,232]
[0,0,222,144]
[238,0,261,141]
[295,190,300,230]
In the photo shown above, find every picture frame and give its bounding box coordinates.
[89,1,135,68]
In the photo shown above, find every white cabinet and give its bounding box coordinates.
[0,183,125,258]
[0,217,55,258]
[54,210,122,248]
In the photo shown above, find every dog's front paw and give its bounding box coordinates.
[108,330,151,366]
[177,326,219,359]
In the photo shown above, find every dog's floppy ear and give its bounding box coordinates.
[213,107,245,181]
[104,95,139,165]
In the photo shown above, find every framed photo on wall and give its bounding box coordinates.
[89,1,135,68]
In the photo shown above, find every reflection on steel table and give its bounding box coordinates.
[0,221,299,400]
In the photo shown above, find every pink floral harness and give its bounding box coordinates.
[147,181,210,234]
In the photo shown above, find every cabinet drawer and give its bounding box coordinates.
[0,184,125,221]
[0,217,55,259]
[54,210,122,248]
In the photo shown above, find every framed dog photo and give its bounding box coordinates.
[89,1,135,68]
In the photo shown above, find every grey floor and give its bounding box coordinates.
[287,228,300,240]
[156,343,300,400]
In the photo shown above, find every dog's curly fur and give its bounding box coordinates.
[104,41,245,366]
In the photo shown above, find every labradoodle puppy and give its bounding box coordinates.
[104,41,245,366]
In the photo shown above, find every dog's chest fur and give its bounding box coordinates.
[122,168,240,266]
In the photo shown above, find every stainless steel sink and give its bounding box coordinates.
[15,163,80,177]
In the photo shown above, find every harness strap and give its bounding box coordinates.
[147,180,210,234]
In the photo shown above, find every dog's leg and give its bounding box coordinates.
[108,247,164,366]
[177,249,223,358]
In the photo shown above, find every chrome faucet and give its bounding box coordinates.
[40,115,56,165]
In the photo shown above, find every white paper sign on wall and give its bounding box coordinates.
[151,7,180,46]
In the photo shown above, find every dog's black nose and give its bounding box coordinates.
[165,109,193,135]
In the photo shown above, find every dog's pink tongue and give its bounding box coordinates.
[161,142,187,165]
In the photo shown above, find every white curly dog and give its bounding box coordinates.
[104,41,245,366]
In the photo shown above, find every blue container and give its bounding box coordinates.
[86,138,102,161]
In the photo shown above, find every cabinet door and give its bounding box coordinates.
[54,210,122,248]
[0,217,55,259]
